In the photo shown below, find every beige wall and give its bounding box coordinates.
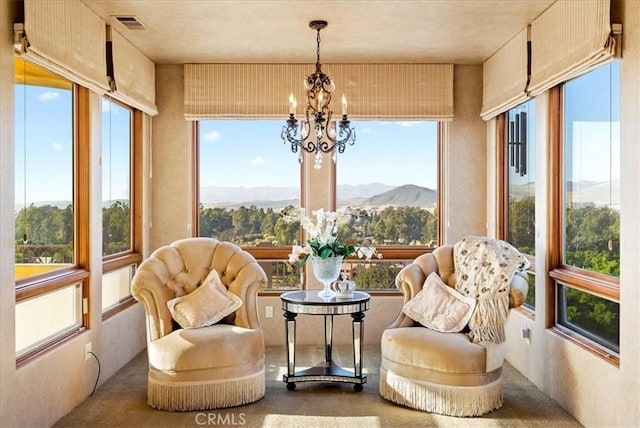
[0,1,18,426]
[444,65,488,244]
[150,65,193,250]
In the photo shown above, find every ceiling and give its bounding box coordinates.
[82,0,555,65]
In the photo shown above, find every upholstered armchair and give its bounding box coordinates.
[380,238,529,417]
[132,238,267,411]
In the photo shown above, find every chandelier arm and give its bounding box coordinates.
[283,20,355,168]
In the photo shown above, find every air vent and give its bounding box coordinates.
[113,16,145,30]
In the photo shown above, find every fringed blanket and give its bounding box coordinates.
[453,236,530,344]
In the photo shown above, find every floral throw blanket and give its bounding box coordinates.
[453,236,530,344]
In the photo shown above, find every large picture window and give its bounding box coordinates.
[336,120,439,290]
[15,59,74,279]
[197,119,440,292]
[197,120,302,290]
[14,58,90,362]
[552,61,620,356]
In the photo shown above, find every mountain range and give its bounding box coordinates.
[510,180,620,210]
[17,180,618,211]
[201,183,436,210]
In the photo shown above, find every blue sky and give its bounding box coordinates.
[15,84,73,204]
[15,61,619,205]
[199,120,439,190]
[15,86,132,205]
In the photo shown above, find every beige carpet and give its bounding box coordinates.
[54,345,582,428]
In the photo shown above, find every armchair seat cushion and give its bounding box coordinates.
[148,324,264,373]
[381,327,500,387]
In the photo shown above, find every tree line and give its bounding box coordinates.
[198,204,438,247]
[14,199,619,347]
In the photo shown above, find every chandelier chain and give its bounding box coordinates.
[316,29,321,69]
[282,20,356,169]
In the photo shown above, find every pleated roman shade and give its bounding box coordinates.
[16,0,109,94]
[109,28,158,115]
[528,0,614,96]
[481,29,530,121]
[184,63,453,120]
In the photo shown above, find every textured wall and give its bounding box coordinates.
[0,1,18,426]
[445,65,487,244]
[151,65,193,249]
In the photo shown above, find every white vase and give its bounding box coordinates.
[311,255,344,298]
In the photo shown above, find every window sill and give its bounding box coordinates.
[550,325,619,368]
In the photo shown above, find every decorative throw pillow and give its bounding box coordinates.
[167,269,242,329]
[402,272,477,333]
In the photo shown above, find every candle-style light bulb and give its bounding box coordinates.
[289,93,296,115]
[342,95,347,116]
[318,91,323,111]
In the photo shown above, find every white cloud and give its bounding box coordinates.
[202,130,221,141]
[360,127,372,134]
[251,156,265,166]
[38,92,59,102]
[51,142,63,151]
[398,121,420,127]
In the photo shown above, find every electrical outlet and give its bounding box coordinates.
[521,325,531,345]
[265,306,273,319]
[85,342,92,360]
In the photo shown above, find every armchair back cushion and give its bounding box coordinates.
[401,272,476,333]
[132,238,265,342]
[166,269,243,329]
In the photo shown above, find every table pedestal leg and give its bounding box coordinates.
[352,311,365,391]
[284,311,297,389]
[324,315,333,364]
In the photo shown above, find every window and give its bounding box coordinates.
[336,121,439,290]
[551,61,620,356]
[15,59,74,279]
[197,120,302,291]
[197,119,441,293]
[101,97,141,317]
[102,97,132,257]
[503,100,536,308]
[14,58,90,361]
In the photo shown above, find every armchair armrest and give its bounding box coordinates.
[509,271,529,308]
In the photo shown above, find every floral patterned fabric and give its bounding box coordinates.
[453,236,530,344]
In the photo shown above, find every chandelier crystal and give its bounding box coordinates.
[281,20,356,169]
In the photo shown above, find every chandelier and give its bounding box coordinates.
[281,20,356,169]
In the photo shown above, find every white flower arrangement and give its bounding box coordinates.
[282,207,382,265]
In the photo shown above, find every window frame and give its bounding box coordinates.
[101,100,143,319]
[193,119,443,295]
[15,80,90,366]
[547,75,620,365]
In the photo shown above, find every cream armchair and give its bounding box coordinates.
[132,238,267,411]
[379,241,529,417]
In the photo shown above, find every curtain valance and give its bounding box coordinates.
[16,0,109,94]
[481,29,530,121]
[184,63,454,120]
[528,0,614,96]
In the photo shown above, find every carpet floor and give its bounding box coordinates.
[54,345,582,428]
